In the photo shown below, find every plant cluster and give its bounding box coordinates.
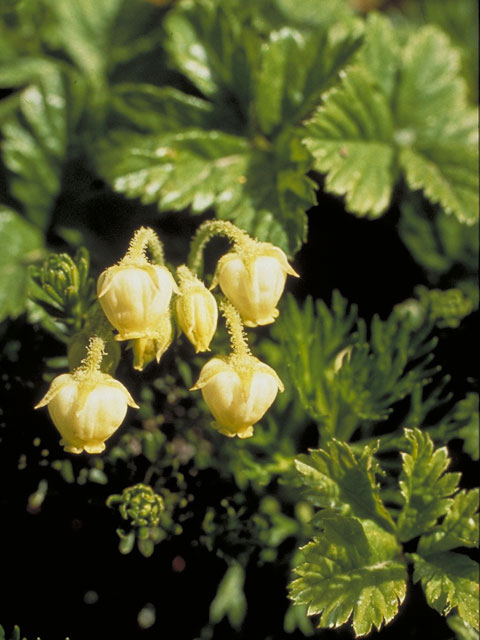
[0,0,478,639]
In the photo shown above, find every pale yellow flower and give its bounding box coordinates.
[97,264,179,341]
[176,265,218,352]
[212,244,298,327]
[191,354,284,438]
[35,337,138,454]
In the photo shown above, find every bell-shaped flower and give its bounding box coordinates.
[35,337,138,454]
[191,354,284,438]
[97,263,179,341]
[35,371,138,454]
[176,266,218,352]
[212,243,298,327]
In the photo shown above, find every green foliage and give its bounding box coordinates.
[28,248,95,333]
[289,430,479,635]
[0,207,44,322]
[410,552,479,628]
[0,61,85,230]
[398,195,479,308]
[275,292,437,442]
[303,14,479,224]
[107,483,165,527]
[290,516,407,636]
[209,563,247,631]
[95,0,365,254]
[107,481,183,558]
[397,429,460,542]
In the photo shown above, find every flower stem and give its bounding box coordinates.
[220,299,251,358]
[123,227,165,266]
[188,221,253,276]
[75,336,106,378]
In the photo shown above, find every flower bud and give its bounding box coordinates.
[129,313,174,370]
[212,243,298,327]
[176,266,218,352]
[191,354,284,438]
[35,372,138,454]
[97,264,179,341]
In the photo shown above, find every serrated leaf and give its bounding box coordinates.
[303,66,396,218]
[1,61,83,229]
[163,0,258,109]
[418,489,479,554]
[399,144,479,226]
[304,23,479,224]
[254,26,362,135]
[289,516,407,636]
[0,207,44,322]
[411,552,479,628]
[397,429,460,542]
[295,439,395,533]
[97,128,313,254]
[358,14,400,99]
[109,83,218,133]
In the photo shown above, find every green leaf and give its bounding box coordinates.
[0,207,44,322]
[295,439,395,533]
[304,22,479,224]
[397,429,460,542]
[108,83,218,133]
[276,294,437,439]
[254,26,362,135]
[411,552,479,628]
[418,489,479,554]
[45,0,162,85]
[1,60,83,229]
[289,516,407,636]
[163,0,259,110]
[273,292,358,424]
[97,128,314,254]
[209,563,247,631]
[447,613,480,640]
[399,144,479,226]
[303,65,396,218]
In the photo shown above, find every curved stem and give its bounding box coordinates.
[188,220,253,276]
[123,227,165,266]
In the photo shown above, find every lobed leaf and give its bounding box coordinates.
[411,551,479,628]
[289,516,407,636]
[295,439,395,533]
[303,65,396,218]
[304,21,479,224]
[418,489,479,554]
[0,60,84,230]
[96,128,314,254]
[397,429,460,542]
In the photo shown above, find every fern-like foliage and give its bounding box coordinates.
[274,292,437,442]
[289,429,479,636]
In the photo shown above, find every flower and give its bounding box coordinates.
[212,243,298,327]
[35,337,138,454]
[176,265,218,352]
[97,263,179,341]
[191,354,284,438]
[129,312,174,370]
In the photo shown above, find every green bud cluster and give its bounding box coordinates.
[107,483,165,528]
